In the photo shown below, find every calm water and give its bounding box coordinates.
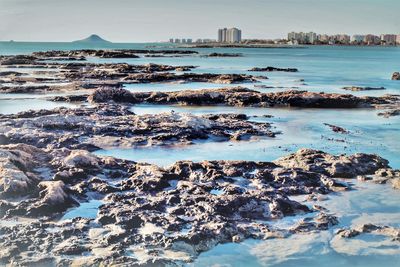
[0,42,399,266]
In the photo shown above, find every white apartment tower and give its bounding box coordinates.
[218,28,242,43]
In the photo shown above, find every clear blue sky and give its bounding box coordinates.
[0,0,399,42]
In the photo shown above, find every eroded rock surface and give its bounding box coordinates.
[0,105,277,150]
[0,147,391,265]
[0,51,263,94]
[86,87,400,113]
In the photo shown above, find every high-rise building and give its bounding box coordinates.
[287,32,316,44]
[186,39,192,44]
[218,28,242,43]
[351,35,365,43]
[306,32,317,44]
[218,28,227,42]
[331,34,350,44]
[397,35,400,45]
[169,38,174,43]
[174,39,181,43]
[317,34,330,43]
[364,34,380,45]
[380,34,397,45]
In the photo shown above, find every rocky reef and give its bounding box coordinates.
[0,145,395,265]
[205,53,243,57]
[0,104,277,150]
[1,48,399,266]
[392,72,400,80]
[84,87,400,115]
[342,86,386,91]
[249,67,299,72]
[0,53,261,94]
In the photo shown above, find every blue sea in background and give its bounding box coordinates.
[0,42,400,266]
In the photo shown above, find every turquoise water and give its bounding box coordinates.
[191,181,400,267]
[1,43,400,266]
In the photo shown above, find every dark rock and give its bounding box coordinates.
[342,86,385,91]
[249,66,298,72]
[323,123,349,134]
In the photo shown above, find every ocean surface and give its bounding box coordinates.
[0,42,399,266]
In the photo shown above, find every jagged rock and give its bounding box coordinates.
[0,105,276,150]
[392,72,400,80]
[0,144,48,197]
[0,147,396,265]
[323,123,349,134]
[391,178,400,190]
[85,87,399,112]
[274,148,389,178]
[87,87,138,104]
[249,66,298,72]
[206,53,242,57]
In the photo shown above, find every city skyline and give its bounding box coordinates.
[0,0,399,42]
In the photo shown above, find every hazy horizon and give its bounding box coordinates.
[0,0,399,42]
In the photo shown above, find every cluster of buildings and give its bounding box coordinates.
[169,38,192,44]
[287,32,400,45]
[169,27,242,44]
[169,38,216,44]
[217,28,242,43]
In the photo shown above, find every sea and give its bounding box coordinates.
[0,42,399,266]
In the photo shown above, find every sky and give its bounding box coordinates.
[0,0,399,42]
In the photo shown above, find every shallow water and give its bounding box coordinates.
[61,200,103,220]
[191,181,400,267]
[0,98,77,114]
[97,105,400,168]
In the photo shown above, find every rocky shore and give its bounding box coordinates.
[0,145,395,266]
[1,48,399,266]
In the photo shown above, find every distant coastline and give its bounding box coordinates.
[177,42,399,49]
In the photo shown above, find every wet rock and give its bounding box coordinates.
[391,178,400,190]
[26,181,78,216]
[334,223,400,253]
[0,55,37,65]
[377,108,400,118]
[0,144,49,197]
[87,87,138,104]
[0,148,396,265]
[32,49,198,58]
[274,148,389,178]
[0,105,277,149]
[392,72,400,80]
[249,66,298,72]
[122,73,259,84]
[97,87,399,111]
[51,94,88,102]
[342,86,385,91]
[206,53,242,57]
[0,71,24,76]
[323,123,349,134]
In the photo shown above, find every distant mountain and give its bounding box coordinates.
[73,34,111,43]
